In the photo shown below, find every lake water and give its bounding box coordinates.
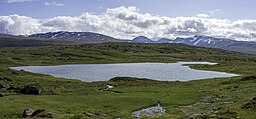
[10,62,239,82]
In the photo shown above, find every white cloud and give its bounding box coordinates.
[6,0,32,3]
[209,9,221,14]
[44,2,65,7]
[196,14,210,18]
[0,6,256,41]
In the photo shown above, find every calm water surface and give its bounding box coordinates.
[10,62,239,82]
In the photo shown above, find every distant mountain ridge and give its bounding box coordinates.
[130,35,256,54]
[172,35,256,54]
[6,31,256,54]
[131,36,154,43]
[29,31,122,43]
[130,36,173,43]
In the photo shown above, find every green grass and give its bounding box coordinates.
[0,42,256,118]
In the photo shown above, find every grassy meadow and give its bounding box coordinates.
[0,42,256,118]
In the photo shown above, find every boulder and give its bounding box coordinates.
[30,109,54,118]
[22,108,34,118]
[22,109,54,118]
[20,84,43,95]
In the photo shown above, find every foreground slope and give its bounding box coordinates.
[0,42,256,118]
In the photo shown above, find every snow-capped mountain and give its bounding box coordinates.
[173,35,235,48]
[28,31,256,54]
[129,35,256,54]
[29,31,121,43]
[172,35,256,54]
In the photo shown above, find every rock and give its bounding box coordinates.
[30,109,49,118]
[0,93,4,97]
[45,113,55,118]
[83,112,108,117]
[23,109,54,118]
[22,108,34,118]
[20,84,43,95]
[132,103,166,118]
[94,112,108,117]
[83,112,94,117]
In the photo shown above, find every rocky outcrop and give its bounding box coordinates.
[22,108,34,118]
[132,103,166,118]
[30,109,54,118]
[22,108,54,118]
[20,84,43,95]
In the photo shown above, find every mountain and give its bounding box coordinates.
[29,31,122,43]
[129,35,256,54]
[172,35,256,54]
[3,31,256,54]
[157,38,174,43]
[131,36,154,43]
[0,33,67,47]
[173,35,235,48]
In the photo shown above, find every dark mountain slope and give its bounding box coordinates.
[29,31,122,43]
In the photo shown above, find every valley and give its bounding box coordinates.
[0,42,256,118]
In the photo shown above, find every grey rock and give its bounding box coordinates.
[22,108,34,118]
[132,103,166,118]
[30,109,47,117]
[23,109,54,118]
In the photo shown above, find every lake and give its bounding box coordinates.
[10,62,239,82]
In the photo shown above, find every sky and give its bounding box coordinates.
[1,0,256,41]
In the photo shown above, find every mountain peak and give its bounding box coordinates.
[133,36,149,39]
[131,36,153,43]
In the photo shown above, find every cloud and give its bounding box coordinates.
[6,0,32,3]
[196,14,210,18]
[0,6,256,41]
[209,9,221,14]
[44,2,65,7]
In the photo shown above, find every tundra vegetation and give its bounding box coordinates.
[0,42,256,118]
